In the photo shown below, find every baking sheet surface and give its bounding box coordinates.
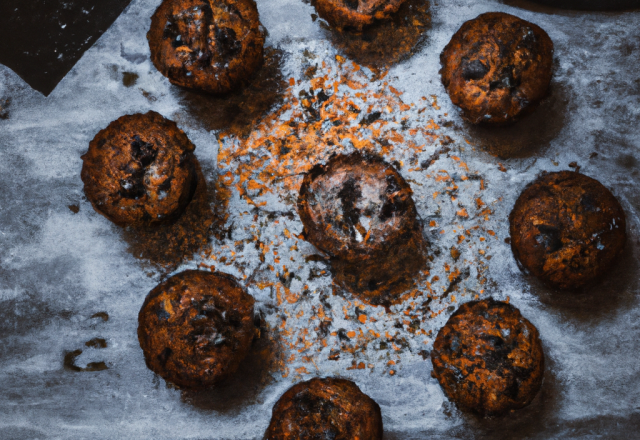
[1,0,639,439]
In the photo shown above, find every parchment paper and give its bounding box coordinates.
[1,0,639,438]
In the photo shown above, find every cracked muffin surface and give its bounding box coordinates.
[297,152,418,262]
[509,171,626,290]
[298,152,426,306]
[81,111,197,227]
[137,270,255,389]
[431,299,544,417]
[148,0,265,94]
[265,377,383,440]
[312,0,406,30]
[440,12,554,125]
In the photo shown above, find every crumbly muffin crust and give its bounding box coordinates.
[509,171,626,290]
[297,152,418,263]
[81,111,197,227]
[148,0,265,94]
[265,377,383,439]
[313,0,406,30]
[431,299,545,417]
[137,270,255,389]
[440,12,554,125]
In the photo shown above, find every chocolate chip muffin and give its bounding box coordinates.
[313,0,406,30]
[137,270,255,389]
[431,299,544,417]
[148,0,265,94]
[509,171,626,291]
[440,12,554,125]
[265,377,383,440]
[298,152,418,263]
[298,152,424,305]
[81,111,198,227]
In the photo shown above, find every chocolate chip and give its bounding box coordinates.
[461,59,489,81]
[215,27,242,58]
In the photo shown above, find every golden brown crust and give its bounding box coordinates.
[431,299,544,417]
[297,152,418,263]
[312,0,406,30]
[440,12,554,125]
[509,171,627,291]
[137,270,255,389]
[148,0,265,94]
[81,111,197,227]
[265,377,383,440]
